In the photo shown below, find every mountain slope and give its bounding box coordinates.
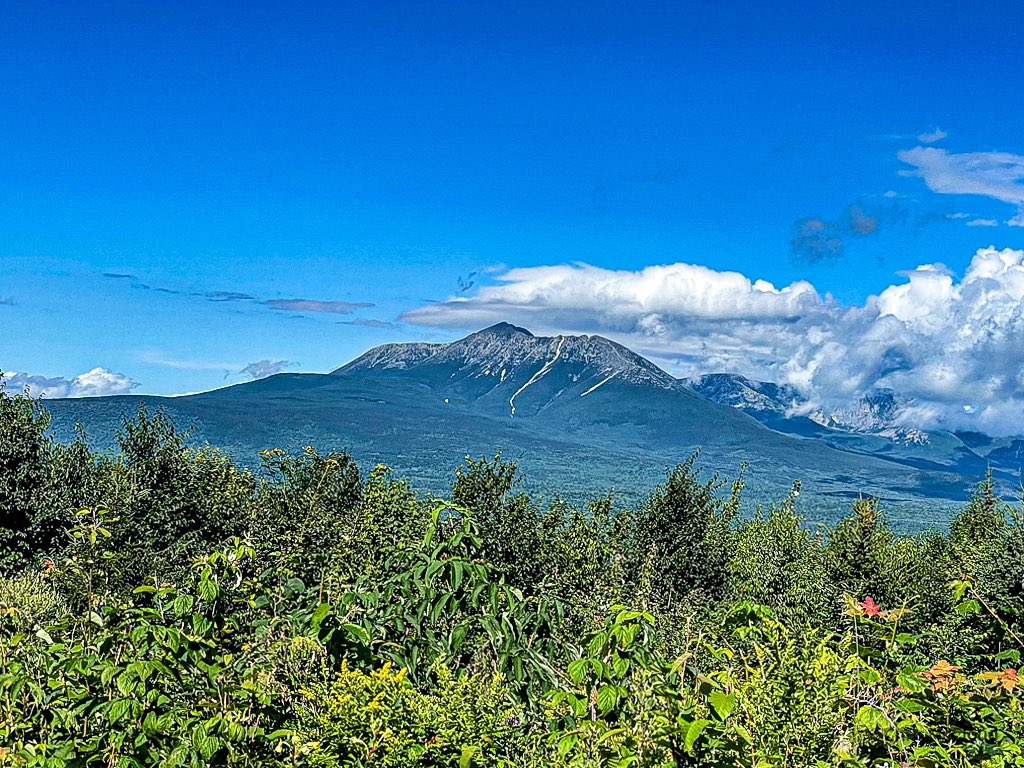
[43,324,987,529]
[688,372,999,478]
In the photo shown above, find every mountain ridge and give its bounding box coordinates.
[40,323,1017,529]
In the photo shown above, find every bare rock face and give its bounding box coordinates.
[336,323,689,417]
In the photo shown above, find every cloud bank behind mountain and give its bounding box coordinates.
[403,246,1024,436]
[1,368,138,398]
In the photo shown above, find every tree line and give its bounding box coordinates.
[1,386,1021,766]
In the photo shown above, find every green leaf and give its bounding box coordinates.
[451,621,470,653]
[198,577,218,602]
[955,599,981,615]
[557,731,578,757]
[894,698,928,714]
[310,602,332,627]
[567,658,590,686]
[896,670,928,693]
[596,684,619,715]
[108,698,132,724]
[596,727,628,745]
[855,705,888,732]
[452,561,464,592]
[708,690,736,720]
[733,723,753,744]
[684,719,710,751]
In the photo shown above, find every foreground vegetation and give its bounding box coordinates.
[1,387,1022,766]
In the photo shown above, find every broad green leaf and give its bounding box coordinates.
[684,719,710,751]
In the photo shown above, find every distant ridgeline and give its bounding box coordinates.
[44,323,1023,530]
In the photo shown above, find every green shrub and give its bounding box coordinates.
[298,662,524,767]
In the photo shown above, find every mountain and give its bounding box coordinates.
[43,323,1001,530]
[336,322,687,418]
[687,372,1011,481]
[688,374,923,440]
[686,374,803,418]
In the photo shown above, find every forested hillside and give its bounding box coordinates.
[44,323,1004,527]
[2,387,1022,766]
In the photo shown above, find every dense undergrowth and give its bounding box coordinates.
[1,386,1022,766]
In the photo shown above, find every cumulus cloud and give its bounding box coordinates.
[898,146,1024,226]
[402,248,1024,435]
[238,359,297,380]
[264,299,374,314]
[1,367,138,398]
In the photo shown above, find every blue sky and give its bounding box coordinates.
[3,1,1024,419]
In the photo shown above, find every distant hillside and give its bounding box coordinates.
[45,323,1009,530]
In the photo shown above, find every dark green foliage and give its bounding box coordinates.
[1,395,1023,767]
[253,446,363,586]
[948,473,1024,652]
[108,405,254,583]
[0,384,52,570]
[627,453,736,607]
[451,453,555,591]
[826,497,898,604]
[728,484,832,626]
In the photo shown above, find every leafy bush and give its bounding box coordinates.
[297,662,524,767]
[1,398,1023,766]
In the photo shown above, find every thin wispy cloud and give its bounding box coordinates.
[967,218,998,227]
[402,247,1024,436]
[105,272,375,318]
[264,299,374,314]
[789,200,911,263]
[238,359,297,380]
[340,318,399,329]
[898,146,1024,226]
[456,264,506,294]
[205,291,257,302]
[1,368,138,398]
[917,128,948,144]
[103,272,136,280]
[137,349,238,371]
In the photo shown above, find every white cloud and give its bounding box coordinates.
[898,145,1024,230]
[238,359,297,380]
[405,262,822,329]
[1,367,138,398]
[917,128,948,144]
[402,247,1024,435]
[898,147,1024,230]
[264,299,374,314]
[967,218,999,227]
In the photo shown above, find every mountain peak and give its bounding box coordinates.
[335,323,686,414]
[474,322,534,338]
